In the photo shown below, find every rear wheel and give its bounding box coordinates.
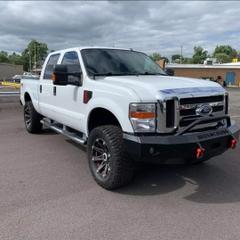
[87,125,134,190]
[24,101,42,133]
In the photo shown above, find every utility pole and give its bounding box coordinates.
[29,51,31,72]
[180,45,183,64]
[34,42,37,70]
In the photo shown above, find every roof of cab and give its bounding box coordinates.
[49,46,132,55]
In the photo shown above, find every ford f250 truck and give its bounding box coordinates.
[20,47,239,189]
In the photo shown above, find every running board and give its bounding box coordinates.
[41,118,87,145]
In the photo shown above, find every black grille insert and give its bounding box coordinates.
[166,100,175,128]
[225,94,228,114]
[180,95,224,105]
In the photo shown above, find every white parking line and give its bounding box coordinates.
[0,92,19,96]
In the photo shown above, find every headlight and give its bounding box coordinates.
[129,103,156,132]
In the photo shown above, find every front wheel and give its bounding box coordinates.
[87,125,134,190]
[24,101,43,133]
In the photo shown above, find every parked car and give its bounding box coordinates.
[20,47,239,189]
[21,75,39,81]
[11,74,39,83]
[11,75,22,83]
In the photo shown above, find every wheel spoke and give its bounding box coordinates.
[96,161,106,173]
[102,163,109,178]
[92,145,104,154]
[24,106,29,113]
[92,155,104,162]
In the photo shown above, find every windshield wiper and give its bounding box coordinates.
[88,71,139,78]
[87,70,114,79]
[139,72,167,76]
[88,69,166,78]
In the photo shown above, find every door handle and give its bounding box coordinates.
[40,85,42,93]
[53,86,56,96]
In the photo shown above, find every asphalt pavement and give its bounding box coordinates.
[0,88,240,240]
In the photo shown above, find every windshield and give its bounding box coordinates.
[81,49,166,77]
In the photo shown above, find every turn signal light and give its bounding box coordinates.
[196,147,205,159]
[130,112,156,119]
[51,73,56,81]
[229,139,237,149]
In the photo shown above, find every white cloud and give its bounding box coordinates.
[0,1,239,58]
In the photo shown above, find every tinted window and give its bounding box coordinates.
[62,51,81,82]
[62,51,81,72]
[43,54,60,79]
[81,49,166,77]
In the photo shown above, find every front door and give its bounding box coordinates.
[52,51,85,132]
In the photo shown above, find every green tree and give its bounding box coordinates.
[171,54,181,63]
[22,39,48,71]
[149,52,161,62]
[183,57,193,64]
[8,52,24,65]
[214,53,231,63]
[0,51,9,63]
[192,46,208,64]
[213,45,237,63]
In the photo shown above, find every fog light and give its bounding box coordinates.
[196,147,205,159]
[229,138,237,149]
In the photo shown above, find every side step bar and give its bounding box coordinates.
[41,118,87,145]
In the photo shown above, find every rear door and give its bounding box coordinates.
[52,51,85,131]
[39,53,61,119]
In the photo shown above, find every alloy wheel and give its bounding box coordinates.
[24,105,31,129]
[91,138,111,179]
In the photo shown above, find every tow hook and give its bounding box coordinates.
[196,143,205,159]
[229,137,238,149]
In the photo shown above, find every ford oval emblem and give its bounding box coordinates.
[196,104,213,116]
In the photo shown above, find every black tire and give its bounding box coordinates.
[24,101,43,133]
[87,125,134,190]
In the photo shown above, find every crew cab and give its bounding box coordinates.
[20,47,239,189]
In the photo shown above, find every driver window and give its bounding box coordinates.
[62,51,82,82]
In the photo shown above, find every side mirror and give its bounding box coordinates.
[165,68,174,76]
[52,64,82,86]
[52,64,68,85]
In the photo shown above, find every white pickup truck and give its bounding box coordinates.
[20,47,239,189]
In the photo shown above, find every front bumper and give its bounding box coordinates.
[123,122,239,163]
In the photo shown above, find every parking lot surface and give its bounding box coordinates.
[0,88,240,240]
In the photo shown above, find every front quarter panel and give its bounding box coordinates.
[83,80,140,136]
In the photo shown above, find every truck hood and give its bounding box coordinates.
[98,75,226,101]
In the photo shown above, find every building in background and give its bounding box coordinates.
[166,62,240,87]
[0,63,23,81]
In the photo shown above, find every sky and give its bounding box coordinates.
[0,1,240,58]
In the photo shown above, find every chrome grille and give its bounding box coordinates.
[157,94,227,133]
[179,95,225,128]
[157,97,179,133]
